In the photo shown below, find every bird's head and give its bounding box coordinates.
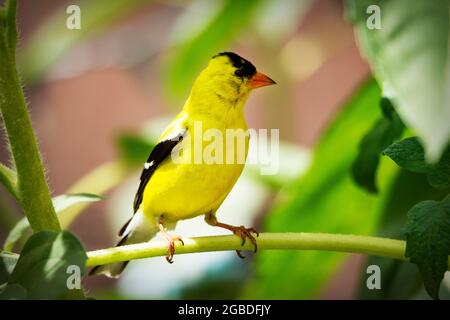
[208,52,276,90]
[190,52,276,110]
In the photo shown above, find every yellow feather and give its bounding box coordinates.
[90,52,275,277]
[143,55,251,222]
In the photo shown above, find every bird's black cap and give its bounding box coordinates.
[213,52,257,79]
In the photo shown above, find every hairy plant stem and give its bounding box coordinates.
[86,232,450,269]
[0,0,60,232]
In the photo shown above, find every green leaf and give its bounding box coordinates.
[351,98,404,193]
[0,283,26,300]
[383,138,431,173]
[2,220,30,253]
[164,0,261,99]
[402,196,450,299]
[0,162,18,201]
[243,79,398,298]
[358,171,449,299]
[383,137,450,190]
[8,231,87,299]
[56,161,131,231]
[3,193,102,252]
[116,133,156,167]
[52,193,103,213]
[0,251,18,284]
[346,0,450,162]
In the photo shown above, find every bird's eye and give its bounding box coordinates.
[235,69,244,77]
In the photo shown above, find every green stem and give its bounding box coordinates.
[0,0,60,232]
[0,163,18,200]
[0,193,19,232]
[85,232,450,269]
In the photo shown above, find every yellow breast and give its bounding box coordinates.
[142,112,249,222]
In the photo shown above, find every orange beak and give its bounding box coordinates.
[249,71,276,89]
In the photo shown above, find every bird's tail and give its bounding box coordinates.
[89,210,158,278]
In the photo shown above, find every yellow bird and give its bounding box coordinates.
[90,52,275,277]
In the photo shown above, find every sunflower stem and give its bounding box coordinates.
[86,232,450,269]
[0,0,60,232]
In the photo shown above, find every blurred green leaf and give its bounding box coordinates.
[0,164,18,200]
[351,98,404,193]
[0,251,18,284]
[384,138,432,173]
[346,0,450,162]
[0,249,24,299]
[19,0,149,83]
[58,161,131,230]
[164,0,261,99]
[413,282,450,300]
[3,220,29,252]
[52,193,103,213]
[383,137,450,190]
[178,260,249,300]
[358,171,448,299]
[0,283,26,300]
[116,133,156,167]
[4,193,102,252]
[8,231,87,299]
[243,79,398,298]
[402,196,450,299]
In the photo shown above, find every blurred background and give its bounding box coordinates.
[1,0,446,299]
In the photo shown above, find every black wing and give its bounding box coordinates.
[132,128,186,214]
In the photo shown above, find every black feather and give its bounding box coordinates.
[118,217,132,237]
[90,129,187,277]
[213,52,256,79]
[132,128,186,213]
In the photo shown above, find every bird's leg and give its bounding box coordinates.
[205,213,259,259]
[158,217,184,264]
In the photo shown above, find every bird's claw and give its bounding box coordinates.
[232,226,259,259]
[204,214,258,259]
[163,234,184,264]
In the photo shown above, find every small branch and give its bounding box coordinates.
[0,163,19,200]
[85,232,450,269]
[0,193,19,232]
[0,0,60,232]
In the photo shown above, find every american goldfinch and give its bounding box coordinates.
[90,52,275,277]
